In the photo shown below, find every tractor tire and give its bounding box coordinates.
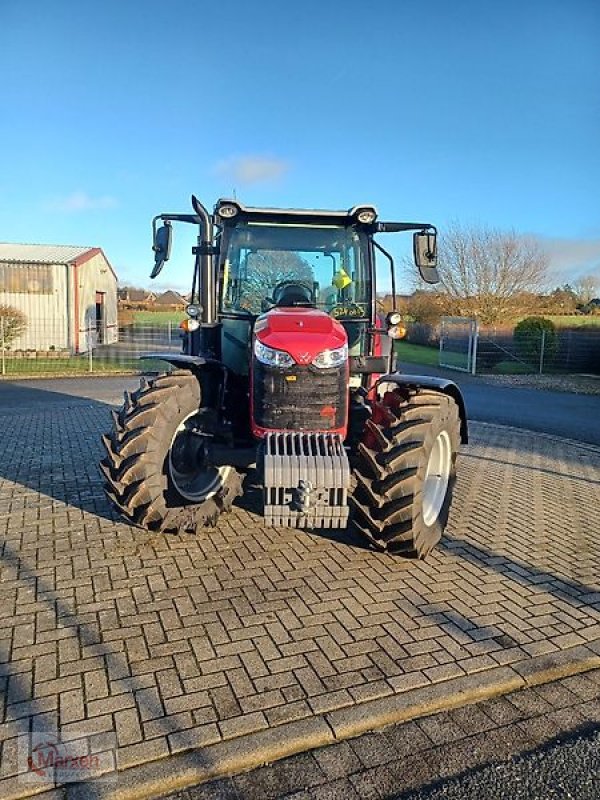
[100,372,242,533]
[351,389,461,558]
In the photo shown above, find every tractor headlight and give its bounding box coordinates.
[186,303,201,318]
[254,339,294,369]
[386,311,403,326]
[312,344,348,369]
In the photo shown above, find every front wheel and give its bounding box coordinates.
[100,372,242,532]
[351,389,461,558]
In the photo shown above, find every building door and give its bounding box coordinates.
[95,292,106,344]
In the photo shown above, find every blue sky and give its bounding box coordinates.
[1,0,599,292]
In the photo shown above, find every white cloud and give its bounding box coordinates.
[534,235,600,281]
[213,155,289,186]
[47,191,118,212]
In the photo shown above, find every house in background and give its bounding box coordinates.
[0,243,118,352]
[117,286,157,307]
[155,289,186,308]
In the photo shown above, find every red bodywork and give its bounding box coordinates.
[251,307,349,438]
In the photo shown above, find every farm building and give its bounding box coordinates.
[0,243,118,353]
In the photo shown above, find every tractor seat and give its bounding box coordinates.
[272,283,314,307]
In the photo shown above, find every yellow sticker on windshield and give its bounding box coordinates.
[333,267,352,290]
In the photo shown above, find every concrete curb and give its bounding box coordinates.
[57,643,600,800]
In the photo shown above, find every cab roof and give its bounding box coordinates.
[214,199,378,227]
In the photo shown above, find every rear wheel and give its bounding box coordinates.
[351,389,461,558]
[100,372,242,532]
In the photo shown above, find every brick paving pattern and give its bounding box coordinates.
[0,397,599,796]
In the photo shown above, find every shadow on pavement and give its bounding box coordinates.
[0,380,121,527]
[0,535,217,794]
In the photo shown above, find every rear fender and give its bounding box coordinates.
[140,352,226,410]
[375,373,468,443]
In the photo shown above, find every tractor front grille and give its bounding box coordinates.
[252,361,347,431]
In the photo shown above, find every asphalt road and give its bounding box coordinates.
[398,363,600,446]
[0,369,598,445]
[398,726,600,800]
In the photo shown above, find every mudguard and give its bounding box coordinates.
[140,352,214,370]
[375,372,468,443]
[140,352,226,410]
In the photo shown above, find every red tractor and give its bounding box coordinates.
[102,197,467,557]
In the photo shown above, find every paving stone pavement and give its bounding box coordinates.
[0,396,599,797]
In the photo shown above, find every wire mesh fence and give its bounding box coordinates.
[0,317,183,377]
[404,318,600,376]
[475,325,600,375]
[2,314,599,379]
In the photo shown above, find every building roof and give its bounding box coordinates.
[0,243,96,265]
[155,290,186,305]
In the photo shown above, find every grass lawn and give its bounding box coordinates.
[1,357,139,376]
[394,340,439,366]
[394,340,546,375]
[131,310,186,323]
[544,315,600,328]
[489,359,534,374]
[1,356,168,377]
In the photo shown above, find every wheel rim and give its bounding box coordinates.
[168,412,231,503]
[422,430,452,527]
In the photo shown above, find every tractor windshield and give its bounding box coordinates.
[220,223,371,319]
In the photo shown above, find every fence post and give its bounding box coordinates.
[0,316,5,376]
[471,321,479,375]
[539,329,546,374]
[88,329,93,373]
[168,320,172,342]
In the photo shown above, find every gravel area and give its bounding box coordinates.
[477,373,600,395]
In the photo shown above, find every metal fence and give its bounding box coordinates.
[2,314,599,378]
[0,317,182,377]
[476,325,600,375]
[439,317,478,374]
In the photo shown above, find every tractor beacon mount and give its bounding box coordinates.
[101,197,467,558]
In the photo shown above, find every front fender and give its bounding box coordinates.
[140,352,213,371]
[140,352,226,410]
[376,372,468,443]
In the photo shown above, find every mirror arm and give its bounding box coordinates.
[372,239,397,312]
[377,221,436,234]
[153,213,201,227]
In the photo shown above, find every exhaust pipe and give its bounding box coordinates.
[191,195,216,326]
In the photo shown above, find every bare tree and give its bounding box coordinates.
[573,274,599,305]
[407,223,550,324]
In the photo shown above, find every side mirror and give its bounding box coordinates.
[413,231,439,284]
[150,222,172,279]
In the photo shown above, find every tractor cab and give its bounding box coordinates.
[214,201,376,383]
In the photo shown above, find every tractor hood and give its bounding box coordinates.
[254,307,347,365]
